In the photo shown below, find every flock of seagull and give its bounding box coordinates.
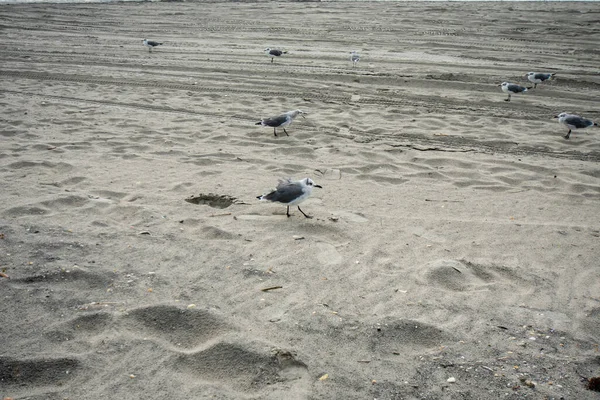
[141,39,598,218]
[500,73,597,139]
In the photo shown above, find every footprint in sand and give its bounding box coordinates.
[0,356,80,387]
[420,259,508,292]
[369,318,455,354]
[124,305,310,395]
[316,242,343,265]
[25,304,311,398]
[173,341,309,392]
[121,305,230,349]
[333,210,369,223]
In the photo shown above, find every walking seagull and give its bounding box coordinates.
[142,39,163,52]
[265,48,287,63]
[350,51,360,68]
[499,82,528,102]
[554,113,598,139]
[255,110,306,137]
[258,177,322,218]
[526,72,556,88]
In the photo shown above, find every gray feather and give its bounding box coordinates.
[564,116,594,129]
[263,182,305,204]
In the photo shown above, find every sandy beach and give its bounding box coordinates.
[1,1,599,399]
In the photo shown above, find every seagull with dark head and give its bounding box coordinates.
[255,109,306,137]
[265,48,287,63]
[499,82,529,102]
[526,72,556,88]
[142,39,163,52]
[258,177,322,219]
[554,113,598,139]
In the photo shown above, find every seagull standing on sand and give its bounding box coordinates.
[265,48,287,63]
[258,178,322,218]
[554,113,598,139]
[526,72,556,88]
[499,82,528,102]
[142,39,163,52]
[255,110,306,137]
[350,51,360,68]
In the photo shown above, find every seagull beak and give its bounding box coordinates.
[314,184,323,189]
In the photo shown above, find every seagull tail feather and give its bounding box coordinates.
[258,193,275,201]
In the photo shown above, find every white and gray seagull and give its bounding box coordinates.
[526,72,556,88]
[142,39,163,52]
[350,51,360,68]
[499,82,529,102]
[258,177,322,218]
[554,112,598,140]
[255,110,306,137]
[265,48,287,63]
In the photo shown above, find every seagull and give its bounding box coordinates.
[499,82,528,102]
[350,51,360,68]
[265,48,287,63]
[258,177,322,218]
[255,110,306,137]
[142,39,163,52]
[526,72,556,88]
[554,113,598,139]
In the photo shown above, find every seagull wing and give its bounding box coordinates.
[535,73,551,81]
[264,181,305,204]
[507,84,527,93]
[261,114,290,127]
[276,178,294,188]
[564,116,593,129]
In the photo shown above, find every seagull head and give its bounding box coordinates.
[526,72,535,77]
[287,109,307,119]
[303,178,322,189]
[264,48,271,52]
[499,82,509,88]
[554,112,568,119]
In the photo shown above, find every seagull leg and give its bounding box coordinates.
[271,57,274,63]
[283,128,289,136]
[286,206,291,217]
[273,128,278,137]
[297,206,313,219]
[564,129,572,140]
[534,83,537,89]
[505,94,510,102]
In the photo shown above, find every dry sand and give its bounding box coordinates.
[1,1,600,399]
